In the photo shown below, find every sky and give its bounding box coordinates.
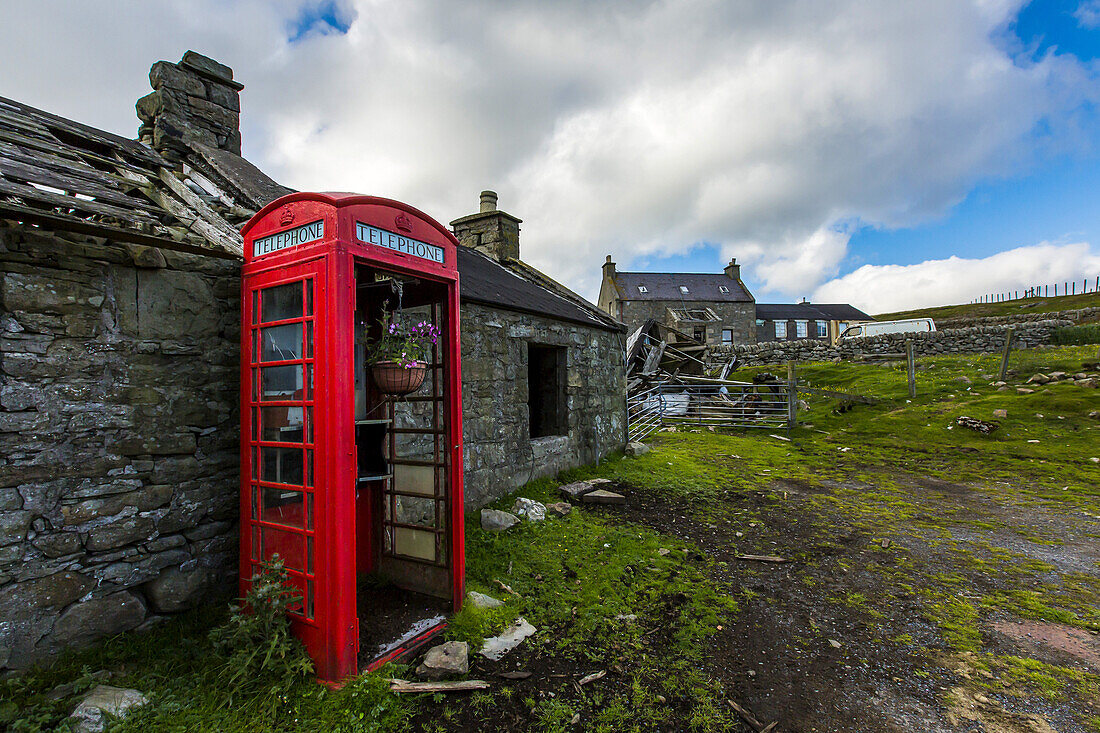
[1,0,1099,314]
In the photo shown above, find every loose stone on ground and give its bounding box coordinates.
[68,685,148,733]
[415,641,469,679]
[580,489,626,505]
[511,498,546,522]
[480,509,519,532]
[465,591,504,609]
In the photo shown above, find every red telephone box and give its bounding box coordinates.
[239,192,465,683]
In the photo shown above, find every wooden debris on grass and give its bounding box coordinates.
[577,670,606,686]
[955,416,998,434]
[388,679,489,693]
[728,699,779,732]
[735,554,790,563]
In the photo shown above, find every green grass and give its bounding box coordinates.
[1052,324,1100,345]
[875,289,1100,321]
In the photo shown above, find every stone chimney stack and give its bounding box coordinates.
[136,51,243,162]
[603,254,616,280]
[724,257,741,281]
[450,190,522,262]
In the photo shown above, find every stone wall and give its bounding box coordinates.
[0,223,240,672]
[709,320,1074,368]
[460,303,626,507]
[617,299,755,346]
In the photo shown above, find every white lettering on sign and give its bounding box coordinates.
[253,220,325,258]
[356,222,445,264]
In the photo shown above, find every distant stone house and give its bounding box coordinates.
[0,52,624,671]
[755,302,873,343]
[598,256,755,346]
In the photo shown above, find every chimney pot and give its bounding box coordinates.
[480,190,498,213]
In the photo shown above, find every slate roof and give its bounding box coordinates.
[458,247,621,331]
[0,95,290,259]
[611,271,753,302]
[755,303,873,321]
[0,92,618,333]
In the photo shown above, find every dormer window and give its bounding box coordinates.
[637,286,648,293]
[679,286,689,294]
[718,286,729,293]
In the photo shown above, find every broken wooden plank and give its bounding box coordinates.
[577,670,606,686]
[734,554,790,563]
[727,699,779,733]
[0,175,160,223]
[157,167,242,239]
[387,679,489,693]
[0,156,163,212]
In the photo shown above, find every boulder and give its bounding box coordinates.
[68,685,148,733]
[415,641,468,679]
[50,592,146,649]
[480,509,519,532]
[624,442,651,457]
[465,591,504,609]
[992,409,1008,419]
[143,567,211,613]
[546,502,573,518]
[511,498,546,522]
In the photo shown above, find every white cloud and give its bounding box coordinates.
[1075,0,1100,28]
[0,1,1098,302]
[811,241,1100,314]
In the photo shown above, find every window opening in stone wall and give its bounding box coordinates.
[775,321,787,338]
[817,322,827,337]
[528,343,567,438]
[693,326,705,342]
[722,329,733,344]
[796,320,808,338]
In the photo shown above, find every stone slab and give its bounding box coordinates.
[580,489,626,505]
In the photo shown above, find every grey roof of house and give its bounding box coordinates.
[458,247,622,331]
[611,271,753,302]
[755,303,872,321]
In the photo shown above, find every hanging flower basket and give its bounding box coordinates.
[371,360,428,396]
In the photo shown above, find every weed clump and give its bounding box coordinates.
[207,557,313,702]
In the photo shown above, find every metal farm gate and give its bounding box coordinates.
[627,377,794,442]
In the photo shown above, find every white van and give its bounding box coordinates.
[838,318,936,340]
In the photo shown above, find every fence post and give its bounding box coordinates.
[906,340,916,398]
[999,327,1015,382]
[787,360,797,429]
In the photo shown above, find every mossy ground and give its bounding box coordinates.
[3,345,1099,731]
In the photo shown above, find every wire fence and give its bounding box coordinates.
[971,276,1100,304]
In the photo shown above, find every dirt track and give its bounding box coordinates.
[594,471,1100,733]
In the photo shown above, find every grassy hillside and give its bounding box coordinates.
[874,289,1100,322]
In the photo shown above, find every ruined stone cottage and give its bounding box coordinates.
[598,255,756,346]
[0,52,625,671]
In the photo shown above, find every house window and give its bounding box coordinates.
[722,329,733,344]
[528,344,567,438]
[775,321,787,338]
[755,319,764,327]
[693,326,705,342]
[679,286,689,294]
[816,322,827,337]
[796,321,808,338]
[637,286,648,293]
[718,286,729,293]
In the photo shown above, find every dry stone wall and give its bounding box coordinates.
[0,223,240,671]
[711,320,1074,368]
[934,307,1100,330]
